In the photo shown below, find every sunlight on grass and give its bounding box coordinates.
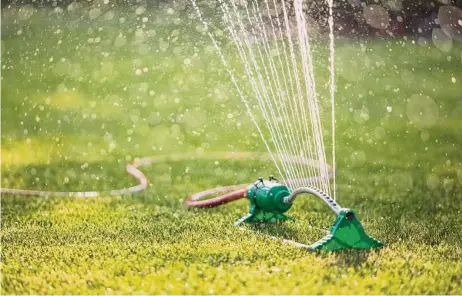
[43,90,83,110]
[1,138,57,166]
[2,5,462,294]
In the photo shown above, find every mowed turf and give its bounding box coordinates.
[2,6,462,294]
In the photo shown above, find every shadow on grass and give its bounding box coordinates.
[330,250,372,267]
[250,223,375,267]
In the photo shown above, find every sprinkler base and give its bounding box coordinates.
[239,205,295,224]
[309,208,384,252]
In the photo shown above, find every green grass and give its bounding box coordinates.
[2,6,462,294]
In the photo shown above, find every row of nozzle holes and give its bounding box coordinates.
[306,185,338,208]
[259,177,338,208]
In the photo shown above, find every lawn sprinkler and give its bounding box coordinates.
[186,176,384,252]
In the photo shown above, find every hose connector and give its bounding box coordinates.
[236,177,293,225]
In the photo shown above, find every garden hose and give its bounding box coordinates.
[184,169,334,208]
[1,152,330,199]
[0,152,262,198]
[185,185,249,208]
[0,163,148,198]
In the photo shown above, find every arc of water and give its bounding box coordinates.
[243,2,309,189]
[262,0,321,188]
[248,0,314,188]
[190,0,287,184]
[278,0,317,189]
[191,0,336,196]
[327,0,336,200]
[289,0,328,193]
[279,0,331,194]
[292,0,331,195]
[220,0,299,187]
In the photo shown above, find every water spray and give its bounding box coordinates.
[2,0,386,253]
[182,0,386,251]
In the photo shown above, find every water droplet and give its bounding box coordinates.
[89,8,101,20]
[386,106,392,112]
[432,28,452,52]
[135,69,142,76]
[421,130,430,142]
[363,5,390,29]
[374,127,386,139]
[135,6,146,15]
[18,4,34,20]
[406,94,439,129]
[114,35,127,47]
[104,11,114,20]
[353,107,370,124]
[451,76,457,83]
[350,151,367,167]
[426,174,439,190]
[417,37,428,47]
[438,5,462,41]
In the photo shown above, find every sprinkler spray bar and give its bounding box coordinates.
[284,186,341,215]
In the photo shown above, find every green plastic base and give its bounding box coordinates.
[243,205,295,224]
[235,207,384,252]
[309,209,384,252]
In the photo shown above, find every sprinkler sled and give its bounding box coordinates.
[236,177,384,251]
[187,176,384,252]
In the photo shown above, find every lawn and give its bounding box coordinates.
[1,4,462,294]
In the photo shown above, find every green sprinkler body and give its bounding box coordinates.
[236,176,385,252]
[243,177,295,224]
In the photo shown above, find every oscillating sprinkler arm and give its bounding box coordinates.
[283,186,342,215]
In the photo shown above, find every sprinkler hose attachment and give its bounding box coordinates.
[240,176,294,224]
[187,177,384,252]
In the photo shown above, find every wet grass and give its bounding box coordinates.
[2,6,462,294]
